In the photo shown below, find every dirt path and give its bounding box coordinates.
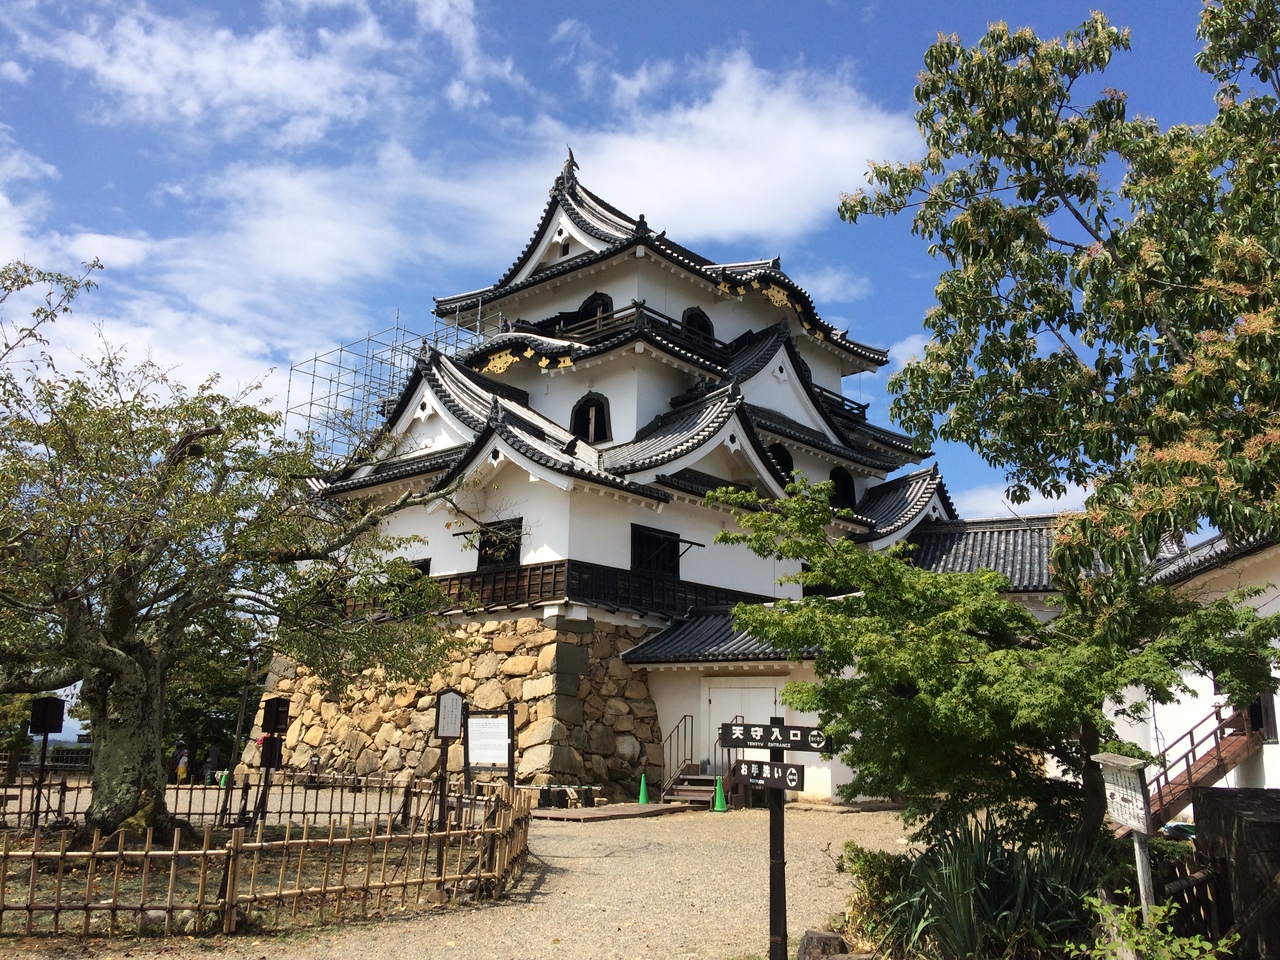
[13,806,910,960]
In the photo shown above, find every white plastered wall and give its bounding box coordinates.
[644,661,855,802]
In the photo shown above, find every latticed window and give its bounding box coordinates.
[631,524,680,577]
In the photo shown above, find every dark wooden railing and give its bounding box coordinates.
[549,302,729,362]
[811,383,868,423]
[433,559,770,618]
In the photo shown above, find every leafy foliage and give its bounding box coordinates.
[1071,894,1237,959]
[841,817,1104,960]
[840,2,1280,584]
[712,478,1280,839]
[0,262,457,832]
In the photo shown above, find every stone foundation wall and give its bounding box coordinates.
[241,615,663,801]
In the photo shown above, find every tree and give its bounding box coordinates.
[840,2,1280,584]
[712,479,1280,840]
[0,263,456,836]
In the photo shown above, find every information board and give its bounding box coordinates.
[436,689,463,740]
[1093,752,1151,834]
[467,716,509,766]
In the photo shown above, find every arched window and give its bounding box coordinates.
[682,307,714,342]
[830,466,858,509]
[767,443,794,478]
[571,393,611,443]
[579,292,613,323]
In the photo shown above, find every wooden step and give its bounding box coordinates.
[1149,731,1262,828]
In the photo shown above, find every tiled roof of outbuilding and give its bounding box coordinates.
[906,514,1059,592]
[621,611,818,665]
[1149,532,1275,586]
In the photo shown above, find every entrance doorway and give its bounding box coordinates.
[704,681,778,773]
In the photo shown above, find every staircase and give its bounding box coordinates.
[1144,702,1265,830]
[657,713,742,807]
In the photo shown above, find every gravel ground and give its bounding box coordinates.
[12,806,910,960]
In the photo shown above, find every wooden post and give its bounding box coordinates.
[768,715,786,960]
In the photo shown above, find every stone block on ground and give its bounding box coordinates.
[796,930,849,959]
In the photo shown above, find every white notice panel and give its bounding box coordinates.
[468,716,509,766]
[436,690,463,740]
[1094,752,1151,834]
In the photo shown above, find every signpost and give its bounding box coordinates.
[722,718,831,960]
[733,760,805,791]
[435,690,464,882]
[720,722,830,753]
[1093,752,1156,923]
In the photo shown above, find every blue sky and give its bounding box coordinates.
[0,0,1221,517]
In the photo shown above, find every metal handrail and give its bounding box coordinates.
[714,714,745,779]
[660,714,694,800]
[1148,702,1262,821]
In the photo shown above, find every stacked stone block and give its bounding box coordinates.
[242,615,663,801]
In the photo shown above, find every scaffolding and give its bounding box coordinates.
[284,316,483,462]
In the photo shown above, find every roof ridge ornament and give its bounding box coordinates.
[560,146,580,189]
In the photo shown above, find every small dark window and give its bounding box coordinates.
[571,393,611,443]
[579,291,613,322]
[412,558,431,576]
[632,524,680,577]
[477,518,523,569]
[560,240,570,257]
[682,307,714,342]
[830,466,857,510]
[767,443,794,478]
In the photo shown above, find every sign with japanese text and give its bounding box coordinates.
[467,716,508,765]
[721,722,830,752]
[436,689,464,740]
[735,760,805,790]
[1093,752,1152,834]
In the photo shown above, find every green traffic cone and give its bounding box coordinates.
[638,773,650,805]
[711,775,728,813]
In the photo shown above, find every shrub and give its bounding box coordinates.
[1070,895,1236,959]
[875,815,1105,959]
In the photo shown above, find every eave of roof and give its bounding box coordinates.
[853,464,958,543]
[906,514,1060,593]
[621,612,819,665]
[1150,532,1276,587]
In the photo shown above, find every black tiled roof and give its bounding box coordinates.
[621,612,821,665]
[744,404,902,472]
[1150,532,1275,586]
[604,385,742,474]
[433,167,887,369]
[906,514,1059,592]
[853,465,958,543]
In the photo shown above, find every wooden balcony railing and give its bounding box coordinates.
[433,559,770,618]
[548,302,729,363]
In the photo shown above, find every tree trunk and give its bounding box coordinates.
[1077,717,1107,841]
[80,657,172,836]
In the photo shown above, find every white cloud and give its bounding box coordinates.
[25,6,403,145]
[558,51,919,244]
[951,482,1088,520]
[611,60,676,109]
[0,61,30,84]
[792,265,871,304]
[887,332,929,368]
[413,0,522,105]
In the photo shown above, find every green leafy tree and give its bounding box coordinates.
[840,1,1280,586]
[0,262,456,836]
[712,479,1280,840]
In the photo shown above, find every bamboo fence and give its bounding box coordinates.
[1,771,469,832]
[0,781,530,936]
